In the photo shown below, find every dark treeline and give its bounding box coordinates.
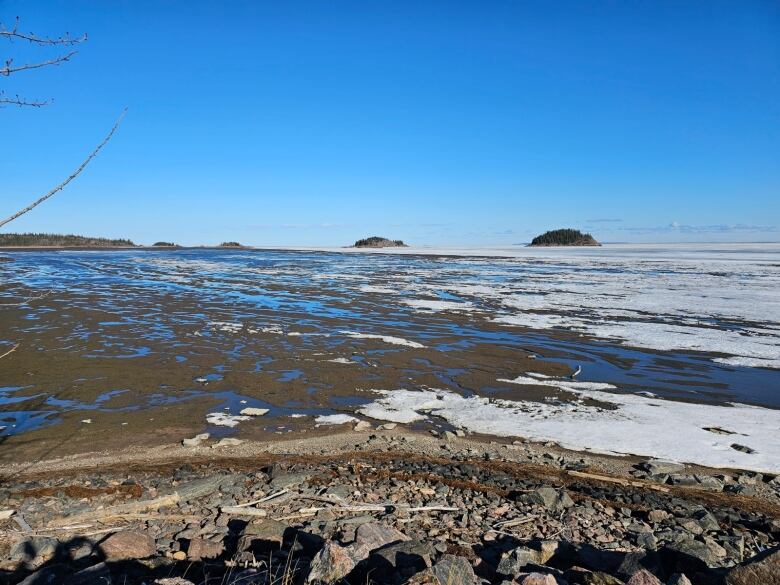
[0,233,136,247]
[353,236,407,248]
[529,228,599,246]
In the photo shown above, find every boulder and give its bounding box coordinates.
[691,509,719,532]
[10,536,59,567]
[498,541,568,576]
[666,574,692,585]
[100,530,156,560]
[237,519,288,553]
[66,562,111,585]
[661,539,723,574]
[614,551,662,582]
[582,573,624,585]
[525,486,574,512]
[724,546,780,585]
[638,460,685,475]
[520,574,557,585]
[432,555,478,585]
[353,521,409,554]
[307,541,359,583]
[186,537,224,560]
[626,569,662,585]
[369,540,434,579]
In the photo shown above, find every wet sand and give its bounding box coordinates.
[1,248,779,470]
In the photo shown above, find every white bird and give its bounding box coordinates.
[570,365,582,379]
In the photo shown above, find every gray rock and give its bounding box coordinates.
[647,510,669,523]
[16,565,69,585]
[525,486,574,512]
[307,541,359,584]
[639,460,685,475]
[694,475,724,491]
[497,541,566,577]
[237,519,288,553]
[626,569,662,585]
[582,573,624,585]
[432,554,477,585]
[66,562,111,585]
[636,532,657,550]
[353,522,409,554]
[186,537,224,560]
[99,530,156,560]
[663,538,724,572]
[615,551,661,581]
[174,474,240,501]
[520,574,557,585]
[269,472,313,489]
[692,509,719,532]
[720,535,745,562]
[667,474,699,486]
[724,545,780,585]
[10,536,59,566]
[370,540,434,579]
[666,575,692,585]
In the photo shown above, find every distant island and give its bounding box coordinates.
[529,228,600,247]
[219,241,243,248]
[152,241,177,247]
[352,236,408,248]
[0,233,136,247]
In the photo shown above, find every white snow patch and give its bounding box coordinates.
[209,321,243,334]
[340,331,425,348]
[403,299,474,312]
[359,285,397,294]
[358,386,780,472]
[328,357,354,364]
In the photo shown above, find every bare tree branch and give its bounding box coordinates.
[0,17,87,45]
[1,50,78,76]
[0,91,49,107]
[0,108,128,230]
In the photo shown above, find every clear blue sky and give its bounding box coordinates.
[1,1,778,246]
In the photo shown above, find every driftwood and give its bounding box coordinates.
[567,470,670,493]
[234,488,289,508]
[0,109,126,229]
[47,493,180,527]
[494,515,537,529]
[0,344,19,361]
[220,506,268,517]
[0,510,14,520]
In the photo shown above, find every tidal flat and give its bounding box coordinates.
[1,245,779,471]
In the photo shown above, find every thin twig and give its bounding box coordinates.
[0,18,87,45]
[0,108,127,230]
[0,93,49,107]
[1,51,78,76]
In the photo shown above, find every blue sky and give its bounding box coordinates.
[1,1,778,246]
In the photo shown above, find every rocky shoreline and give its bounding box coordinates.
[0,429,778,585]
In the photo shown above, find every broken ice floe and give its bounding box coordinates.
[314,414,358,425]
[206,412,251,427]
